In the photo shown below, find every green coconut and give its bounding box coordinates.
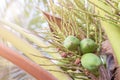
[63,36,80,51]
[81,53,102,71]
[80,38,97,54]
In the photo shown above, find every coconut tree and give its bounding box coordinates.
[0,0,120,80]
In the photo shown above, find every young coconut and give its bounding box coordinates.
[81,53,102,71]
[63,36,80,51]
[80,38,97,54]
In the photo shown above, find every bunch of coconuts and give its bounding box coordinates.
[63,35,103,73]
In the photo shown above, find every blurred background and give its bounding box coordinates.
[0,0,50,80]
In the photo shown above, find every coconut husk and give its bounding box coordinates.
[100,40,120,80]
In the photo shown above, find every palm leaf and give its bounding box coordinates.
[0,20,61,59]
[0,26,72,80]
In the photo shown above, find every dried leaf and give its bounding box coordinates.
[42,11,61,31]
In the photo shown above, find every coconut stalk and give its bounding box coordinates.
[0,43,57,80]
[42,11,86,39]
